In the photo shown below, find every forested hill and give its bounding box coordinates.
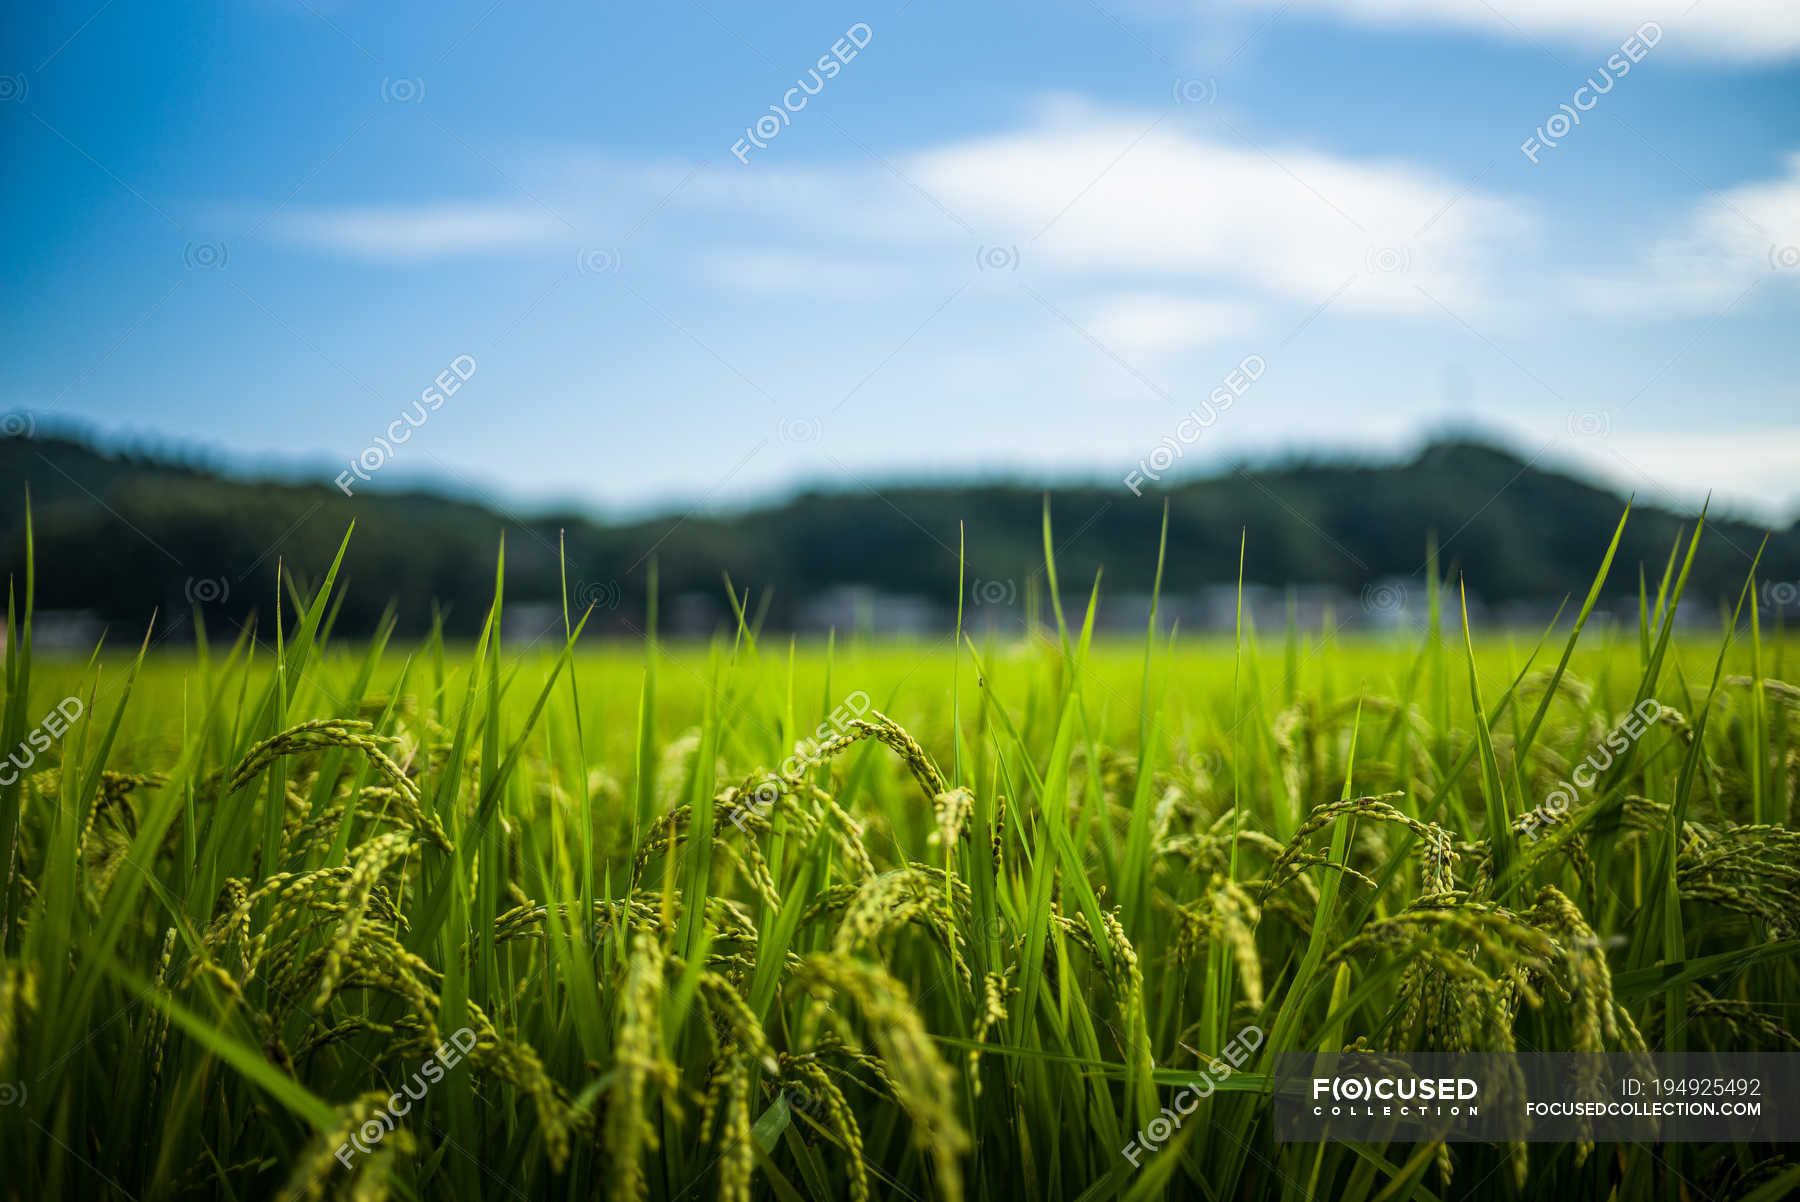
[1,431,1792,639]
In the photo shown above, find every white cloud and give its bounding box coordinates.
[1571,151,1800,313]
[1567,429,1800,519]
[264,99,1528,319]
[1224,0,1800,62]
[1083,293,1263,355]
[710,250,926,298]
[903,96,1523,312]
[620,97,1526,319]
[273,203,566,260]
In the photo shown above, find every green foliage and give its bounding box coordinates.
[3,432,1793,637]
[1,511,1797,1201]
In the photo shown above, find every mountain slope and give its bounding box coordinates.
[1,431,1790,639]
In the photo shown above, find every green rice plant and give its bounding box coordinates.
[0,507,1795,1201]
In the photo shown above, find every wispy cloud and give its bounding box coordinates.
[1574,428,1800,519]
[901,96,1524,312]
[273,203,567,260]
[1571,151,1800,314]
[1224,0,1800,61]
[266,97,1529,317]
[1083,293,1263,356]
[709,250,927,298]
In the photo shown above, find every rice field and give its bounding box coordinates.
[2,512,1798,1201]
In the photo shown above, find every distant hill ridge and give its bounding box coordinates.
[1,429,1792,639]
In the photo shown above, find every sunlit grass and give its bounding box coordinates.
[1,506,1796,1201]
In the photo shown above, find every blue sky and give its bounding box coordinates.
[5,1,1798,521]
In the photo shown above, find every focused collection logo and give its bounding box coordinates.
[1311,1074,1480,1118]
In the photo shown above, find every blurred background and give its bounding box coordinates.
[2,1,1797,642]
